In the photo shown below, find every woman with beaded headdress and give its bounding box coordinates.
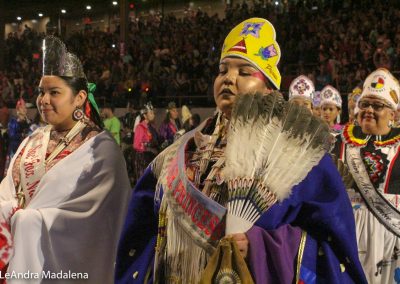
[116,19,366,283]
[320,85,344,135]
[288,75,315,113]
[133,102,159,183]
[332,68,400,283]
[0,36,131,283]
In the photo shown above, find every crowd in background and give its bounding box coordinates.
[1,0,400,110]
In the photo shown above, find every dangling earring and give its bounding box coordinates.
[73,107,84,121]
[388,120,394,128]
[336,114,341,124]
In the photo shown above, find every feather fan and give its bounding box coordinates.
[223,91,331,234]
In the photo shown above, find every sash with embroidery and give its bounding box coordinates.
[0,127,50,269]
[165,134,226,246]
[153,127,227,284]
[19,126,51,207]
[346,146,400,237]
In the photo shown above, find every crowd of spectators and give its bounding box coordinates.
[1,0,400,109]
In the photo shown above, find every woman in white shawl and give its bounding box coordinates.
[0,36,131,283]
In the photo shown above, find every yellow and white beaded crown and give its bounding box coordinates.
[220,18,281,89]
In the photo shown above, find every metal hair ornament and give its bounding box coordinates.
[42,36,86,78]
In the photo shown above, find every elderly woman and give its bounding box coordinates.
[288,75,314,113]
[116,18,366,283]
[333,68,400,283]
[320,85,343,134]
[0,36,131,283]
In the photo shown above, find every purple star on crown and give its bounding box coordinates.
[240,22,265,38]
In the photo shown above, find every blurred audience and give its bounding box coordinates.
[3,1,400,110]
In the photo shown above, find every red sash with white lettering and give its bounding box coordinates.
[19,126,51,206]
[163,132,227,251]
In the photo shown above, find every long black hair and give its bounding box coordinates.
[60,76,103,129]
[163,112,182,129]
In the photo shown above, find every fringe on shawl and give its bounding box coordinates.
[163,206,209,283]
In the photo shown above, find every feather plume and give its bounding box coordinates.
[223,91,331,234]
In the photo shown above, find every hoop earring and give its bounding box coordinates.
[73,108,84,121]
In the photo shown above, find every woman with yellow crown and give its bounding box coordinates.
[116,18,366,283]
[332,68,400,283]
[0,36,131,283]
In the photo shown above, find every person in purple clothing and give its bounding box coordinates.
[158,101,181,149]
[115,18,366,284]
